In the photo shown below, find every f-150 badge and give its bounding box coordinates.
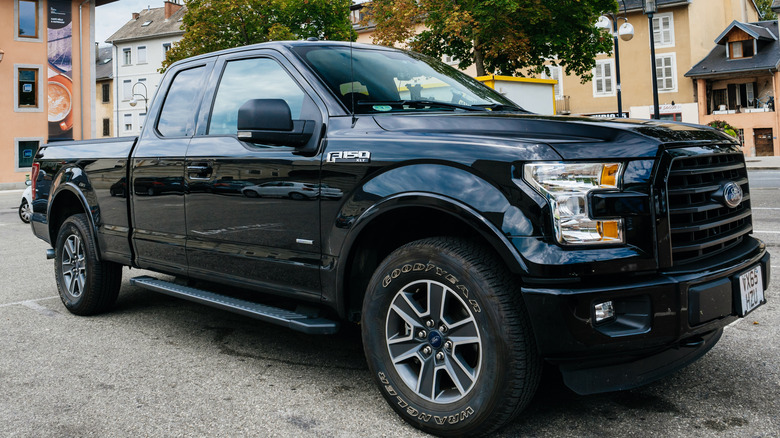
[326,151,371,163]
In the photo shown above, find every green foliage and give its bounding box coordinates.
[364,0,617,80]
[755,0,777,19]
[161,0,356,71]
[708,120,739,139]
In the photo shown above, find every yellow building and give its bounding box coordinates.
[95,45,113,138]
[0,0,116,188]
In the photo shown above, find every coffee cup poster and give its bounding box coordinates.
[47,0,73,140]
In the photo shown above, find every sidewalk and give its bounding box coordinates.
[745,156,780,170]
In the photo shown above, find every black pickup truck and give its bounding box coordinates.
[30,41,769,436]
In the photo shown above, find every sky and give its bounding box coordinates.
[95,0,157,45]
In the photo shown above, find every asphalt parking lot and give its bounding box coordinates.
[0,177,778,437]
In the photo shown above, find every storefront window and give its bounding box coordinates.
[18,68,38,108]
[17,140,39,169]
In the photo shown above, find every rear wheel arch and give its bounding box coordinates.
[338,194,528,321]
[47,184,98,256]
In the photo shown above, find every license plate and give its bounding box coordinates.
[738,265,764,316]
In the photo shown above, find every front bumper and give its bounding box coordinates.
[521,242,769,394]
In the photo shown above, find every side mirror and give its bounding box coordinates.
[25,180,32,186]
[237,99,315,147]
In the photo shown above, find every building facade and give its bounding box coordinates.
[351,0,760,125]
[95,45,113,138]
[556,0,760,122]
[0,0,115,188]
[106,1,184,137]
[686,20,780,156]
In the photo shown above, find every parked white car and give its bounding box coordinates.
[241,181,319,200]
[19,181,32,223]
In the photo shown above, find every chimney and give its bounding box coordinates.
[132,12,140,20]
[165,0,183,19]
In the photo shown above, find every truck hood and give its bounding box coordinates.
[372,113,737,160]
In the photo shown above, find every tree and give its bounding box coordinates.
[161,0,356,71]
[755,0,777,19]
[363,0,618,80]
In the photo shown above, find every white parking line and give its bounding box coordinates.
[21,300,63,318]
[753,208,780,210]
[0,296,59,308]
[753,230,780,234]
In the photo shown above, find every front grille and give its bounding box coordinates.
[666,152,752,266]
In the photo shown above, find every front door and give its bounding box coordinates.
[754,128,774,156]
[184,52,325,300]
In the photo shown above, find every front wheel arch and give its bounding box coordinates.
[336,195,528,321]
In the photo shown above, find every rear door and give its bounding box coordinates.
[130,61,213,275]
[184,49,326,300]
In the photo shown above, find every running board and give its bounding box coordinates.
[129,276,339,335]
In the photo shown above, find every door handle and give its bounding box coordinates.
[187,164,213,180]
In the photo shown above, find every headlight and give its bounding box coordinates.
[522,162,623,245]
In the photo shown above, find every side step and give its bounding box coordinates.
[129,276,340,335]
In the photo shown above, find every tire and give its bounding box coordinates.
[18,199,32,223]
[361,237,540,437]
[54,214,122,316]
[244,190,259,198]
[289,192,306,200]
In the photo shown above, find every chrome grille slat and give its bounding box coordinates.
[666,151,752,266]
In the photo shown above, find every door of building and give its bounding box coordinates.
[754,128,774,156]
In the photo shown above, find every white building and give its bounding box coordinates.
[106,0,185,136]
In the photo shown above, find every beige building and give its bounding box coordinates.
[0,0,116,188]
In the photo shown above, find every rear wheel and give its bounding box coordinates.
[54,214,122,315]
[289,192,306,200]
[18,199,32,223]
[361,237,540,436]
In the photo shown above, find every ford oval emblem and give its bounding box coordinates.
[722,182,743,208]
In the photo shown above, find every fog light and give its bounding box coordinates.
[594,301,615,323]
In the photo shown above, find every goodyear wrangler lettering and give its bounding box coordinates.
[382,263,480,312]
[378,372,475,425]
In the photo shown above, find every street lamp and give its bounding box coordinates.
[128,81,148,113]
[596,0,634,117]
[643,0,660,119]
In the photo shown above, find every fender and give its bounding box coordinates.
[323,163,540,317]
[47,165,103,261]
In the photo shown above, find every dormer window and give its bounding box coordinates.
[729,40,755,59]
[142,20,153,27]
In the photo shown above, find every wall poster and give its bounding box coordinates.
[47,0,73,140]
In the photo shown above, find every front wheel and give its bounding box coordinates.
[19,199,32,223]
[54,214,122,315]
[362,237,540,436]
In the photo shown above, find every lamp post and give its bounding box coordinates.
[596,0,634,117]
[129,81,148,113]
[643,0,660,119]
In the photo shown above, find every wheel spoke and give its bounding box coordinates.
[388,338,422,364]
[447,318,479,344]
[64,238,76,262]
[416,358,438,400]
[443,354,475,395]
[76,269,86,294]
[390,293,424,328]
[427,281,446,321]
[68,271,78,294]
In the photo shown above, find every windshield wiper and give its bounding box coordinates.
[356,100,489,112]
[473,103,529,113]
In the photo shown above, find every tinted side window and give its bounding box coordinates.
[209,58,306,135]
[157,66,206,137]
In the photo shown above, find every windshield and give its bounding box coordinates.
[291,45,524,114]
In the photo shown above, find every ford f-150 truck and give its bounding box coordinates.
[30,41,769,436]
